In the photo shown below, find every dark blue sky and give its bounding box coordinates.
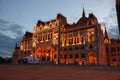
[0,0,119,57]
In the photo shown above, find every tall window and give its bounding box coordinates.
[81,46,85,49]
[90,44,93,49]
[75,54,78,58]
[117,47,120,52]
[75,46,78,50]
[64,39,67,46]
[81,53,85,58]
[69,47,72,51]
[106,47,108,52]
[54,54,57,58]
[64,54,67,59]
[48,33,51,40]
[81,37,84,44]
[64,47,67,51]
[69,54,73,59]
[76,37,79,43]
[51,33,52,39]
[113,58,116,62]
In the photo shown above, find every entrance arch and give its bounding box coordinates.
[35,47,52,62]
[88,53,96,65]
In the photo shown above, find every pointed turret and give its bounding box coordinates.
[104,26,110,43]
[77,8,88,26]
[104,26,109,39]
[82,8,85,17]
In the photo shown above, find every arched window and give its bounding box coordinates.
[81,53,85,58]
[51,33,53,39]
[74,38,77,44]
[64,39,67,46]
[77,37,79,43]
[88,53,96,65]
[81,37,84,44]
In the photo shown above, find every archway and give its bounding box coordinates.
[88,53,96,65]
[35,47,52,62]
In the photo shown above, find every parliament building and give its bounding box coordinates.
[12,2,120,66]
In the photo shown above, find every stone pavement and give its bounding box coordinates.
[0,64,120,80]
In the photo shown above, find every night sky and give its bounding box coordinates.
[0,0,119,57]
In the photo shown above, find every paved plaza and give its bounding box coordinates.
[0,64,120,80]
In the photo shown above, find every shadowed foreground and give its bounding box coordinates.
[0,64,120,80]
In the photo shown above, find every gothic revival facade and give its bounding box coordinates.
[12,9,120,66]
[12,10,108,65]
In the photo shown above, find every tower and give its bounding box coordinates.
[116,0,120,37]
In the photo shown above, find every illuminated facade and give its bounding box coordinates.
[104,27,120,66]
[12,9,110,65]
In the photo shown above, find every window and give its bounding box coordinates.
[69,47,72,51]
[68,39,70,44]
[117,47,120,52]
[90,45,93,49]
[64,39,67,46]
[81,46,85,49]
[48,50,50,53]
[64,47,67,51]
[51,33,52,39]
[54,47,57,51]
[75,46,78,50]
[118,53,120,56]
[75,54,78,58]
[81,37,84,44]
[106,47,108,52]
[48,34,51,40]
[61,55,63,59]
[76,37,79,43]
[70,38,73,44]
[111,47,116,52]
[64,54,67,59]
[119,59,120,62]
[113,58,116,62]
[81,54,85,58]
[54,54,57,58]
[111,53,114,56]
[69,54,73,59]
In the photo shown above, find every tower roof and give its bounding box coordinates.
[104,26,109,39]
[82,8,85,17]
[14,43,20,49]
[77,8,88,26]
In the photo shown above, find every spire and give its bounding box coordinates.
[104,26,111,44]
[104,26,109,39]
[82,8,85,17]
